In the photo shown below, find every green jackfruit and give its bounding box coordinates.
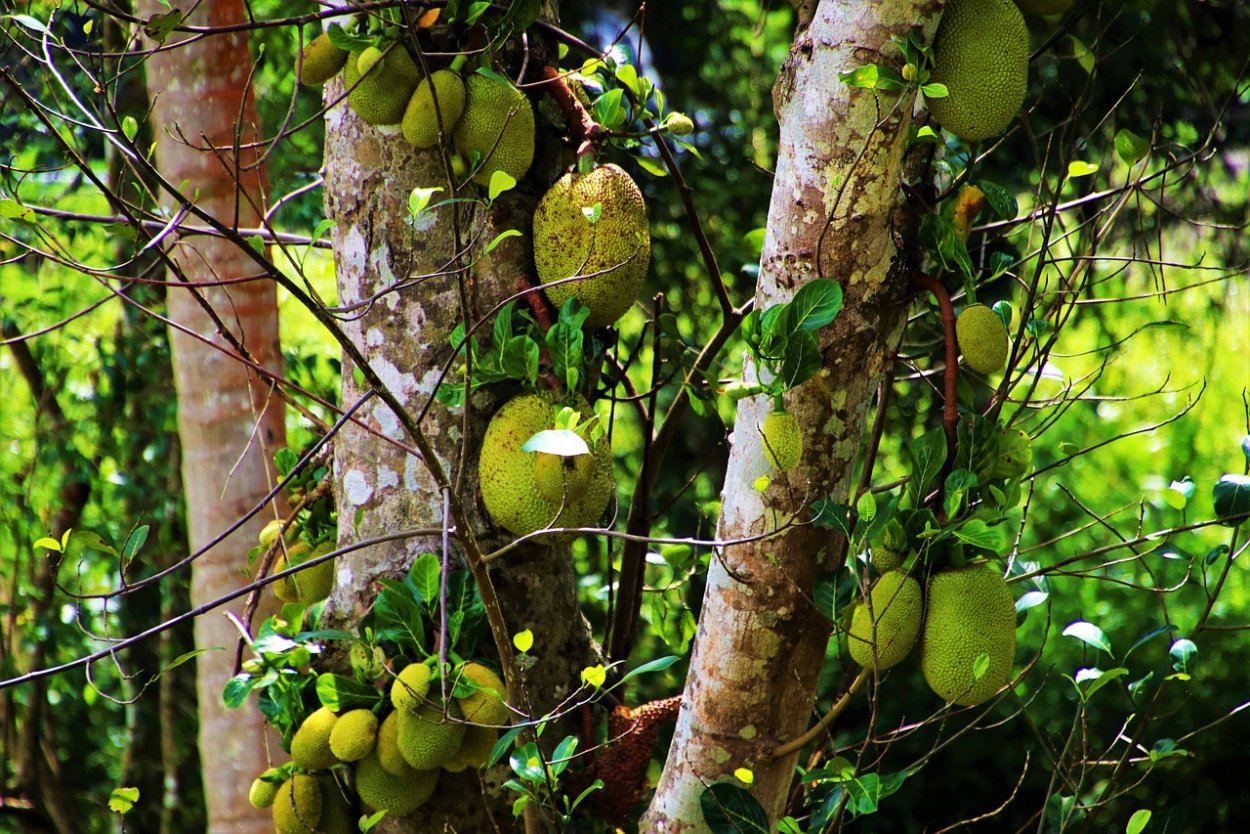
[273,775,323,834]
[956,304,1010,375]
[848,571,923,670]
[760,410,802,471]
[299,33,349,87]
[455,662,509,726]
[290,706,340,770]
[397,699,466,770]
[1015,0,1073,14]
[375,711,408,776]
[343,44,421,126]
[272,541,309,603]
[442,724,497,772]
[391,662,432,713]
[479,394,614,540]
[534,164,651,328]
[248,768,282,809]
[871,545,904,573]
[328,708,378,762]
[402,70,467,148]
[921,565,1017,706]
[316,776,355,834]
[453,74,535,186]
[354,751,439,816]
[533,451,597,503]
[927,0,1029,141]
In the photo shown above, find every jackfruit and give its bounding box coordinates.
[248,768,282,809]
[328,708,378,762]
[272,775,323,834]
[1015,0,1073,14]
[921,565,1017,706]
[397,699,466,770]
[402,70,467,148]
[293,541,336,605]
[479,394,614,540]
[665,112,694,136]
[299,33,349,87]
[759,410,802,471]
[442,724,498,772]
[272,541,310,603]
[455,662,509,726]
[316,776,355,834]
[927,0,1029,141]
[354,751,439,816]
[848,571,923,670]
[343,44,421,126]
[391,662,432,713]
[956,304,1010,375]
[375,711,408,776]
[533,164,651,328]
[533,450,598,503]
[871,545,904,573]
[290,706,340,770]
[453,74,535,186]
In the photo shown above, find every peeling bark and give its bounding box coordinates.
[643,2,941,830]
[141,0,287,830]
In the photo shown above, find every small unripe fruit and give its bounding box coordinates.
[956,304,1009,375]
[760,410,802,471]
[665,113,694,136]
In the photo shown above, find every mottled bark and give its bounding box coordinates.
[643,2,940,830]
[140,0,286,831]
[320,12,595,833]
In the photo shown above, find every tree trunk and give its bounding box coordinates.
[644,2,939,829]
[140,1,286,830]
[320,6,594,832]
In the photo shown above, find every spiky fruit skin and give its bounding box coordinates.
[316,777,355,834]
[956,304,1010,374]
[453,74,535,186]
[760,411,803,471]
[273,775,323,834]
[442,724,498,772]
[848,571,923,670]
[328,708,378,762]
[455,662,509,726]
[534,164,651,328]
[921,565,1017,706]
[391,662,432,713]
[248,773,280,809]
[402,70,467,148]
[290,706,340,770]
[397,699,466,770]
[354,751,439,816]
[479,394,614,540]
[872,546,904,573]
[927,0,1029,141]
[533,451,597,503]
[299,34,349,86]
[273,541,310,603]
[1015,0,1073,13]
[291,541,335,605]
[343,45,421,126]
[375,711,408,775]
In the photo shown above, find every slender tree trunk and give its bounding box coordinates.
[140,1,286,830]
[644,2,940,829]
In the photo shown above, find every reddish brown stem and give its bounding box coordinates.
[538,65,601,159]
[514,276,564,392]
[914,272,959,486]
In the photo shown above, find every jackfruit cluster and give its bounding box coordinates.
[479,394,614,539]
[848,570,923,670]
[956,303,1009,375]
[397,698,466,770]
[355,751,440,816]
[299,34,349,87]
[455,662,509,726]
[454,74,535,186]
[927,0,1029,141]
[290,706,340,770]
[328,708,378,762]
[274,541,335,606]
[533,164,651,328]
[1015,0,1073,14]
[403,70,467,148]
[343,44,421,126]
[921,565,1017,705]
[759,410,802,471]
[272,774,322,834]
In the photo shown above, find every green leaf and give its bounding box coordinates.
[1068,34,1095,75]
[522,429,590,457]
[142,9,183,44]
[593,88,626,129]
[636,156,668,178]
[788,279,843,332]
[943,470,977,520]
[121,525,149,562]
[699,783,770,834]
[108,786,140,814]
[972,652,990,681]
[485,229,522,255]
[513,629,534,653]
[0,198,36,223]
[1127,809,1152,834]
[977,181,1017,221]
[1114,129,1150,165]
[374,580,425,651]
[1062,620,1112,655]
[839,64,882,90]
[617,654,680,686]
[1079,667,1128,701]
[489,726,525,767]
[1213,474,1250,526]
[222,673,256,709]
[410,552,441,605]
[510,742,547,783]
[1169,638,1197,673]
[33,536,62,553]
[316,673,379,712]
[70,530,116,556]
[1066,160,1099,179]
[743,227,766,258]
[920,82,948,98]
[614,62,640,96]
[1240,434,1250,461]
[907,427,948,506]
[780,330,821,389]
[811,499,855,538]
[1015,590,1048,613]
[918,214,974,280]
[360,809,388,831]
[547,321,584,391]
[408,186,443,218]
[121,115,139,142]
[501,336,540,386]
[488,171,517,202]
[952,518,1011,553]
